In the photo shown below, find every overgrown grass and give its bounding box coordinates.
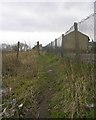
[2,51,95,118]
[2,51,38,117]
[35,52,95,118]
[48,56,95,118]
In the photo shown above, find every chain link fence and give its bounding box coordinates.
[44,2,96,63]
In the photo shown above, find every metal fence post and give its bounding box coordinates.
[51,42,53,53]
[93,1,96,112]
[48,44,50,53]
[61,34,64,57]
[94,2,96,54]
[55,39,57,54]
[17,41,20,60]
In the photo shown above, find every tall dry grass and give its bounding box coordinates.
[64,58,95,118]
[2,50,38,79]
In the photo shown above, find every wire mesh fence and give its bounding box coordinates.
[65,25,74,35]
[44,2,96,63]
[43,4,96,117]
[78,13,94,41]
[94,1,96,41]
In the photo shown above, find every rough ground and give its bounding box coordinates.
[33,54,58,118]
[2,51,95,118]
[2,51,58,118]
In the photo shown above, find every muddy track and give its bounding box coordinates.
[35,87,54,118]
[34,66,57,118]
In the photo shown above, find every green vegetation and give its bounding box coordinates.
[2,51,95,118]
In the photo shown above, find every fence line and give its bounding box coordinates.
[44,10,96,63]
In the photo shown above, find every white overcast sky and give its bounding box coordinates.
[0,0,95,47]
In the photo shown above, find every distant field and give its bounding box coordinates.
[2,50,96,118]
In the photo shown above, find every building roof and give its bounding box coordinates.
[64,30,90,41]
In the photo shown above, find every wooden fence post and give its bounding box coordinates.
[37,41,40,55]
[17,41,20,60]
[49,43,51,52]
